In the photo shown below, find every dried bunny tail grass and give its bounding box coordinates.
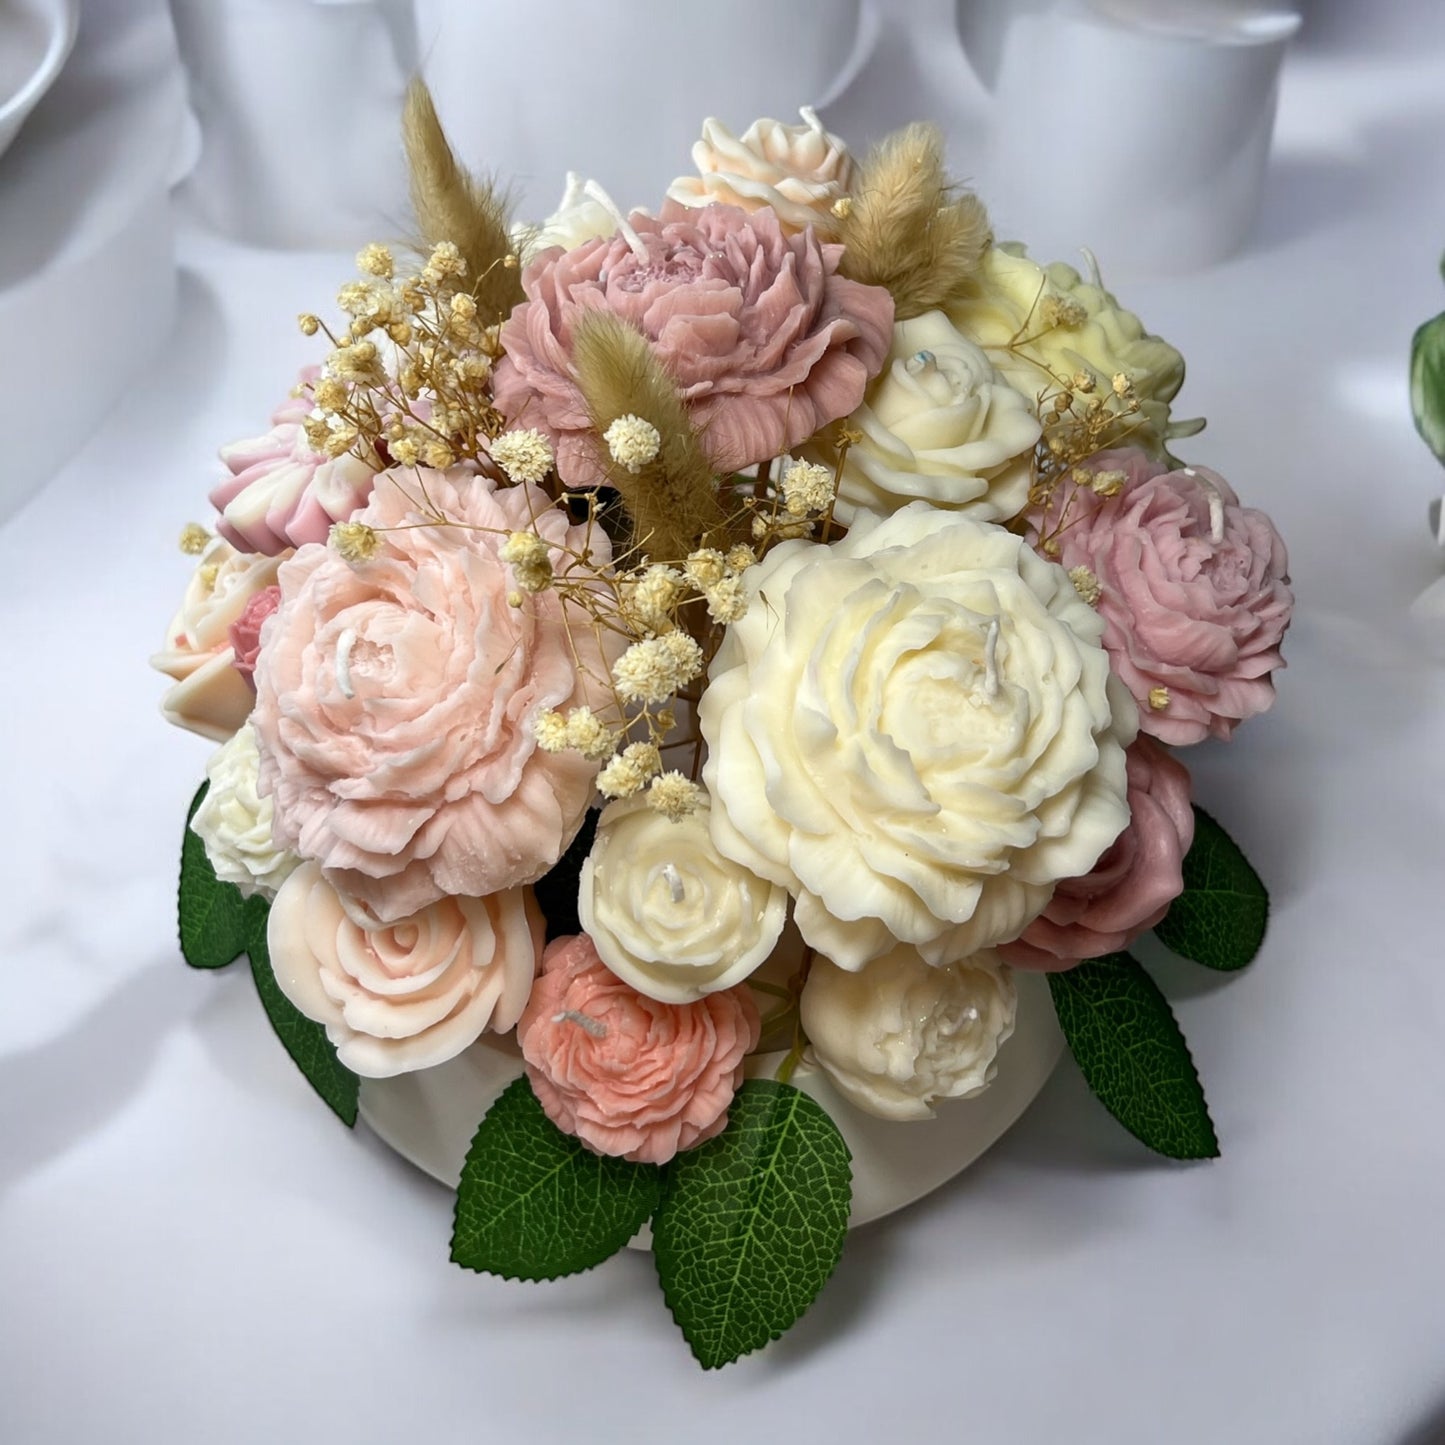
[837,122,991,320]
[571,311,725,563]
[402,78,524,322]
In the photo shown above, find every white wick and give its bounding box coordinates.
[1183,466,1226,544]
[1080,245,1103,289]
[904,349,936,376]
[660,863,686,905]
[583,179,649,263]
[553,1009,608,1039]
[982,618,1001,700]
[335,627,357,700]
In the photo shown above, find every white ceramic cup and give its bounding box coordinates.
[169,0,416,248]
[0,0,186,525]
[0,0,77,161]
[985,0,1302,275]
[414,0,872,226]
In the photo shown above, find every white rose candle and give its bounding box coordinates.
[800,946,1018,1121]
[579,793,788,1004]
[191,723,298,899]
[814,309,1041,524]
[700,505,1136,971]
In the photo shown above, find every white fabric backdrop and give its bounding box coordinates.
[3,3,1445,1443]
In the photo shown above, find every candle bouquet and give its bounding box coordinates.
[155,90,1292,1368]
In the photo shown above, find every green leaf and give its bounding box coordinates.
[1153,806,1269,971]
[246,900,358,1127]
[451,1077,661,1280]
[1411,309,1445,465]
[1049,953,1218,1161]
[652,1079,852,1370]
[178,783,250,969]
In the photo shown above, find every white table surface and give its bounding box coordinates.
[4,5,1445,1443]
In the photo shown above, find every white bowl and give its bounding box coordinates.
[0,0,78,162]
[359,970,1064,1243]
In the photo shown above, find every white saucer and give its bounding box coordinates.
[359,969,1064,1244]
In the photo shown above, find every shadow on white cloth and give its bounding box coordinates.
[0,963,193,1196]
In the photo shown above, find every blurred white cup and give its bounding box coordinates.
[170,0,416,248]
[414,0,873,224]
[984,0,1301,275]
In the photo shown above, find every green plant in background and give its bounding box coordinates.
[1411,253,1445,546]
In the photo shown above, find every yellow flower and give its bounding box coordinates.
[948,244,1195,454]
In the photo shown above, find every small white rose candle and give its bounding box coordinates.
[580,792,788,1004]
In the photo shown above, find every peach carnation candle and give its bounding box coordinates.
[154,88,1293,1369]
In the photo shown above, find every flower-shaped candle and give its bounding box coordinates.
[700,504,1136,970]
[252,467,618,921]
[814,308,1041,524]
[492,201,894,488]
[579,793,788,1004]
[1030,448,1294,744]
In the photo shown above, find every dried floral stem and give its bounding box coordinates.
[402,79,524,326]
[571,311,726,563]
[837,122,991,319]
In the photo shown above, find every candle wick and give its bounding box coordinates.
[582,179,649,263]
[553,1010,608,1039]
[1182,466,1226,544]
[661,863,685,904]
[335,627,357,699]
[982,618,1001,700]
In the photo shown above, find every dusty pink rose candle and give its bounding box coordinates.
[229,584,281,685]
[1001,735,1195,970]
[1030,448,1293,745]
[492,201,894,489]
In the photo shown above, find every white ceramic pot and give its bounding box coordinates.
[359,969,1063,1240]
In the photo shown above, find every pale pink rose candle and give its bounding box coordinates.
[209,370,376,555]
[252,467,619,922]
[268,863,542,1077]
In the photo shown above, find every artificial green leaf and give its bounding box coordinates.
[1153,806,1269,971]
[532,809,599,942]
[652,1079,852,1370]
[451,1077,661,1280]
[1411,310,1445,465]
[246,901,358,1127]
[1049,953,1218,1160]
[178,783,250,969]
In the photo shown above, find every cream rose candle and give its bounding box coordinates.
[579,793,788,1004]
